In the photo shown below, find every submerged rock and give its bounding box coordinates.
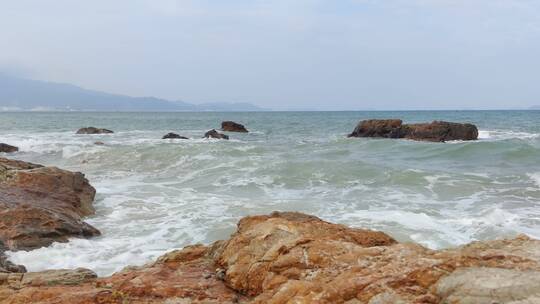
[76,127,114,134]
[2,212,539,303]
[0,157,100,251]
[93,141,105,146]
[162,132,189,139]
[348,119,478,142]
[205,129,230,140]
[222,121,249,133]
[0,144,18,153]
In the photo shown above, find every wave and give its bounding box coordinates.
[3,121,540,276]
[478,129,539,140]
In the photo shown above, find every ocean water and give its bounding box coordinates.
[1,111,540,276]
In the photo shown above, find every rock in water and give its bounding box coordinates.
[222,121,248,133]
[348,119,405,138]
[204,129,230,140]
[0,144,18,153]
[162,132,189,139]
[348,119,478,142]
[2,212,540,303]
[0,157,100,251]
[404,121,479,142]
[76,127,114,134]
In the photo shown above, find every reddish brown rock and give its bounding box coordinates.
[348,119,478,142]
[1,212,539,303]
[222,121,249,133]
[404,121,479,142]
[0,157,100,251]
[0,144,18,154]
[347,119,405,139]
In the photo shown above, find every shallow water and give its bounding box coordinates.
[1,111,539,276]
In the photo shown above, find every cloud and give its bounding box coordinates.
[0,0,539,109]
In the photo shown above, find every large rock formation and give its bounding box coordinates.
[0,144,18,153]
[76,127,114,134]
[162,132,188,139]
[0,157,100,251]
[348,119,479,142]
[205,129,230,140]
[2,212,539,303]
[222,121,249,133]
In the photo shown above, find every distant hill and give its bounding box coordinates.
[529,106,540,110]
[0,74,265,111]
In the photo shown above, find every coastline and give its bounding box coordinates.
[1,156,540,303]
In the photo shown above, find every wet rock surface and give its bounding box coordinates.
[0,243,26,273]
[205,129,230,140]
[162,132,189,139]
[1,212,539,303]
[222,121,249,133]
[0,157,100,251]
[0,144,18,153]
[76,127,114,134]
[348,119,478,142]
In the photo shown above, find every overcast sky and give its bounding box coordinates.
[1,0,539,110]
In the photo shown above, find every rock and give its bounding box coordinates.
[1,213,540,303]
[348,119,405,139]
[0,243,26,273]
[404,121,479,142]
[76,127,113,134]
[222,121,248,133]
[162,132,189,139]
[435,267,540,304]
[205,129,230,140]
[0,144,18,153]
[348,119,478,142]
[0,157,100,251]
[93,141,105,145]
[20,268,97,287]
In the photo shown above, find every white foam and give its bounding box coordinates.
[478,130,491,139]
[478,130,539,141]
[3,125,540,277]
[528,173,540,188]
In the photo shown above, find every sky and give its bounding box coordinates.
[1,0,539,110]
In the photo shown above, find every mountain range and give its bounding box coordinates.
[0,74,265,111]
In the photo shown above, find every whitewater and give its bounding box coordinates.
[1,110,539,276]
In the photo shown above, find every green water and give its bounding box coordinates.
[1,110,539,275]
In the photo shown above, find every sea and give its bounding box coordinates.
[1,111,539,276]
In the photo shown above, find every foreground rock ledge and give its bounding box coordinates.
[348,119,479,142]
[0,157,100,251]
[2,212,539,304]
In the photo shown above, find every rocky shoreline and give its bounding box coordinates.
[0,157,99,252]
[2,140,539,303]
[1,209,539,303]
